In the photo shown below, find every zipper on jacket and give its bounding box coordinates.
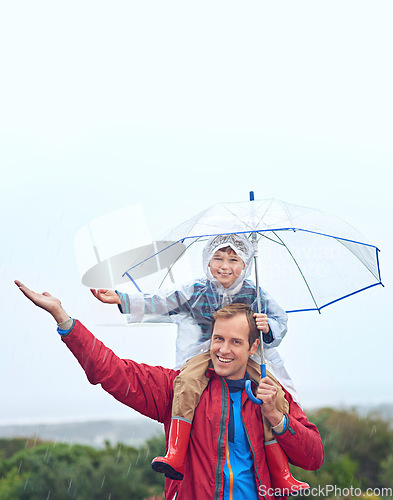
[214,377,230,500]
[225,430,234,500]
[241,400,267,500]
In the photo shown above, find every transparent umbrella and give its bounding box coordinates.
[122,193,383,402]
[123,194,382,310]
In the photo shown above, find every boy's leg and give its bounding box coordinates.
[246,358,309,494]
[172,351,211,421]
[152,351,211,481]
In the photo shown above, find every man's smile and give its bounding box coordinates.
[217,356,233,364]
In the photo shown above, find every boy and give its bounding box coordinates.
[91,234,307,491]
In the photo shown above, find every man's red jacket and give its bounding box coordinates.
[63,320,324,500]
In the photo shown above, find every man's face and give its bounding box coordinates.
[208,249,245,288]
[210,313,259,380]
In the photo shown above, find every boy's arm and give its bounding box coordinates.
[254,313,274,344]
[113,285,197,325]
[90,286,187,324]
[90,288,120,305]
[259,288,288,348]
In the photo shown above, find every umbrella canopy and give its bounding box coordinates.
[122,197,383,314]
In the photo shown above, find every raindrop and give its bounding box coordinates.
[116,444,122,463]
[100,476,106,490]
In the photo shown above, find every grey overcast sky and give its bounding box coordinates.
[1,0,392,424]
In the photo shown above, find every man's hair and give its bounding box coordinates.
[211,303,259,348]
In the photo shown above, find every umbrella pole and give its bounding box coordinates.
[252,235,267,377]
[245,191,265,404]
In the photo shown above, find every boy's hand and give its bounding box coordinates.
[14,280,70,324]
[256,377,284,426]
[253,313,269,334]
[90,288,121,305]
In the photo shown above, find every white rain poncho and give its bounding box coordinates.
[117,234,298,398]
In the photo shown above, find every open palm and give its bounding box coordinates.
[15,280,68,323]
[90,288,120,305]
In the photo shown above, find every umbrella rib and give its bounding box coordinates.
[184,208,212,235]
[167,206,213,243]
[123,240,183,275]
[335,237,382,282]
[254,198,275,228]
[158,237,206,289]
[280,199,296,228]
[258,232,285,246]
[222,204,255,232]
[271,230,321,311]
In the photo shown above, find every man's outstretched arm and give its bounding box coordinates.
[14,280,70,324]
[14,280,176,424]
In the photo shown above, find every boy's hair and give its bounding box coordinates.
[213,246,238,255]
[211,303,259,348]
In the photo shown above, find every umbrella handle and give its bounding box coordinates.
[245,363,266,405]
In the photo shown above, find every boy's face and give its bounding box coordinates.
[208,248,245,288]
[210,313,259,380]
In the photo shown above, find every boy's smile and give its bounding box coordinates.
[208,249,245,288]
[210,313,259,380]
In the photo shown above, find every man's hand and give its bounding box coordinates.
[90,288,120,305]
[253,313,269,334]
[256,377,284,427]
[14,280,70,324]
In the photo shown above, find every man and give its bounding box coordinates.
[15,280,324,500]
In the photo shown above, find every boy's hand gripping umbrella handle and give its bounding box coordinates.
[245,190,264,405]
